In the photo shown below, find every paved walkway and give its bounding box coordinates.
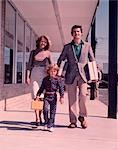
[0,91,118,150]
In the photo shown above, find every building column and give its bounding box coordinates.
[108,0,117,119]
[0,0,6,100]
[91,18,96,57]
[90,18,97,100]
[0,2,1,94]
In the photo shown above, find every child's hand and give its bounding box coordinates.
[59,97,64,104]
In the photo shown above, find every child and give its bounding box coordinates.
[36,64,64,132]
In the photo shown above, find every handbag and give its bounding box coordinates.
[31,98,44,110]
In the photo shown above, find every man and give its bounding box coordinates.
[57,25,95,129]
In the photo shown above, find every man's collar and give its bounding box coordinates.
[71,40,84,45]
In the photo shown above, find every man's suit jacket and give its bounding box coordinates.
[57,40,95,84]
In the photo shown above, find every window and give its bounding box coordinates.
[25,25,31,81]
[26,25,31,53]
[31,31,37,50]
[16,14,25,83]
[4,1,38,84]
[4,2,16,84]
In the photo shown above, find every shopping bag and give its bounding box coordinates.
[31,98,44,110]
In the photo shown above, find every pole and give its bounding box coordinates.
[108,0,117,119]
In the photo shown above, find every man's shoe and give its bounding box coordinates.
[78,116,87,129]
[68,123,77,128]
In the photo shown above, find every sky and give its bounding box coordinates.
[95,0,109,72]
[96,0,109,38]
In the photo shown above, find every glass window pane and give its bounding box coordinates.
[25,25,31,81]
[4,2,16,84]
[17,14,25,83]
[4,47,13,84]
[26,25,31,52]
[31,32,37,50]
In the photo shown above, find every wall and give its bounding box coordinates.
[0,1,32,110]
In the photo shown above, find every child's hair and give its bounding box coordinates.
[47,64,59,75]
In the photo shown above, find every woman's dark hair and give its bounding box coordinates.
[71,25,83,35]
[36,35,50,50]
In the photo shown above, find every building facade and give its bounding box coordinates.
[0,0,38,107]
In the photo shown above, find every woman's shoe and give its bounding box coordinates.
[78,116,87,129]
[68,123,77,128]
[35,121,39,126]
[39,120,43,125]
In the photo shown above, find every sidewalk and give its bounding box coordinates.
[0,92,118,150]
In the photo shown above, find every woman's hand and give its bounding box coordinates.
[35,96,40,100]
[59,97,64,104]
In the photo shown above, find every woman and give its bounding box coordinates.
[27,35,52,126]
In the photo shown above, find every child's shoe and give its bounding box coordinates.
[48,127,54,132]
[44,125,48,130]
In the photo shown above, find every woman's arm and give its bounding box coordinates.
[27,50,34,71]
[26,50,34,84]
[26,70,31,84]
